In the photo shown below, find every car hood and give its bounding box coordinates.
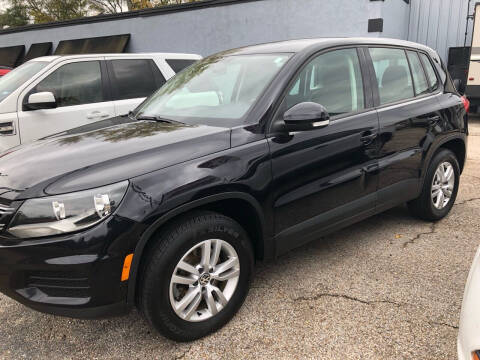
[0,116,231,200]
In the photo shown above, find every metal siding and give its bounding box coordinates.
[406,0,474,62]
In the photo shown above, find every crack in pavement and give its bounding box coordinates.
[399,197,480,249]
[293,292,406,307]
[403,222,437,248]
[175,345,192,360]
[428,321,459,329]
[454,196,480,206]
[463,174,480,181]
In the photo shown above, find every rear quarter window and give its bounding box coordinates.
[406,51,429,96]
[166,59,197,73]
[419,53,439,91]
[109,59,166,100]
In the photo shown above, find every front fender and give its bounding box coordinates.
[125,191,266,305]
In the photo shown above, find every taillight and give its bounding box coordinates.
[461,96,470,113]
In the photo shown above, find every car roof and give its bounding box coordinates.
[228,37,437,56]
[30,52,202,63]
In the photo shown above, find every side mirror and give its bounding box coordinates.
[453,78,465,95]
[25,92,57,111]
[283,102,330,132]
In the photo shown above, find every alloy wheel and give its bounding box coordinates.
[169,239,240,322]
[431,161,455,210]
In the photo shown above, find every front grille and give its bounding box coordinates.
[26,271,91,298]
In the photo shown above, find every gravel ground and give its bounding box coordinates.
[1,118,480,360]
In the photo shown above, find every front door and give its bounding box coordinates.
[268,48,380,254]
[17,58,115,144]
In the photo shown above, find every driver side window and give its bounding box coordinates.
[284,48,365,117]
[33,61,104,108]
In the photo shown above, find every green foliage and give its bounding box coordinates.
[0,0,204,28]
[23,0,89,23]
[0,0,29,28]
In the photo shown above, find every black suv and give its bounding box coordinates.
[0,38,468,341]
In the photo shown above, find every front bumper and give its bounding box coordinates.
[0,214,143,318]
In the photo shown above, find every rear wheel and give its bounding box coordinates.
[139,211,254,341]
[408,149,460,221]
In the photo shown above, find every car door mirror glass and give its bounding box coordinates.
[26,92,57,110]
[283,102,330,132]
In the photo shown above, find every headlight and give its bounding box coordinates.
[8,181,128,238]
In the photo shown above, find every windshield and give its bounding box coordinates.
[0,61,49,104]
[135,53,291,123]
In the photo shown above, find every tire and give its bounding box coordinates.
[408,148,460,221]
[139,211,254,342]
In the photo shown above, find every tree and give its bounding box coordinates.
[0,0,204,26]
[23,0,88,23]
[88,0,153,14]
[0,0,29,28]
[88,0,201,14]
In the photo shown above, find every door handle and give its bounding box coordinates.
[360,131,378,145]
[87,111,110,120]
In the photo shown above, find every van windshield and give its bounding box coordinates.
[0,61,48,104]
[134,53,291,124]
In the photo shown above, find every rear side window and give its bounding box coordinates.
[406,51,429,96]
[109,59,166,100]
[166,59,197,73]
[419,53,439,90]
[34,61,104,107]
[369,48,414,105]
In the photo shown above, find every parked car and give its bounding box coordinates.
[0,53,201,151]
[0,66,11,77]
[0,38,468,341]
[458,246,480,360]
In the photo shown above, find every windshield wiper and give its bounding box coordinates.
[135,114,184,125]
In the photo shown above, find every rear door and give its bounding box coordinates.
[106,58,167,116]
[365,47,443,211]
[17,57,115,144]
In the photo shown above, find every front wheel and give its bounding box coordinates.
[408,148,460,221]
[139,211,254,341]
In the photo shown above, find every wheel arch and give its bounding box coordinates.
[438,137,466,173]
[421,134,467,188]
[126,192,268,305]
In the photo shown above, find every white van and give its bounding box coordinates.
[0,53,201,151]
